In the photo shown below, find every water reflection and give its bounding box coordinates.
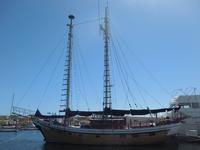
[177,143,200,150]
[1,131,199,150]
[42,143,179,150]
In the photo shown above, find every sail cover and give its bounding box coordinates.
[101,107,180,116]
[35,107,180,118]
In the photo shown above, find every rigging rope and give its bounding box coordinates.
[75,38,91,111]
[16,35,66,106]
[110,35,143,109]
[110,44,118,108]
[37,44,66,109]
[111,42,131,109]
[76,47,90,111]
[111,31,149,108]
[74,18,101,26]
[110,24,167,107]
[72,43,90,111]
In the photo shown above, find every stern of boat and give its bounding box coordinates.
[167,122,182,136]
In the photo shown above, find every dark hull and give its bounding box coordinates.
[34,120,180,145]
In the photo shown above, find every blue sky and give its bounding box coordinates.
[0,0,200,115]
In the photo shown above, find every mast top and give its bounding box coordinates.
[68,15,75,20]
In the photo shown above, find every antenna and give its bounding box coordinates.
[98,0,103,35]
[106,0,109,8]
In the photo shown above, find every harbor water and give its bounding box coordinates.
[0,130,199,150]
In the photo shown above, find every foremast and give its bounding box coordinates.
[101,7,112,111]
[64,15,75,126]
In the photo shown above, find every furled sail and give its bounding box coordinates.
[35,107,180,118]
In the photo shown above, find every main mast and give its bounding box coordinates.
[64,15,75,125]
[102,7,112,111]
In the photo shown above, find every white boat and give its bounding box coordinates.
[170,94,200,142]
[176,129,200,143]
[0,126,17,132]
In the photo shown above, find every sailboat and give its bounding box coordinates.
[0,94,17,132]
[34,6,181,145]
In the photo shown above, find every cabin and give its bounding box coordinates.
[89,118,126,129]
[170,95,200,118]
